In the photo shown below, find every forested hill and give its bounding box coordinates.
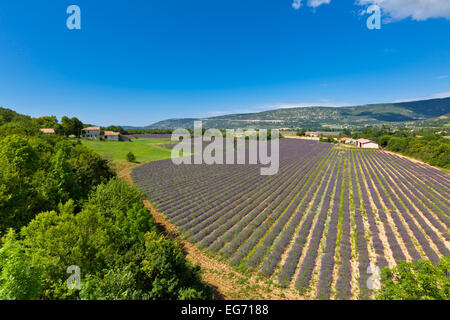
[0,107,32,125]
[145,97,450,130]
[414,112,450,128]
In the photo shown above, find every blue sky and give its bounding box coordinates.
[0,0,449,126]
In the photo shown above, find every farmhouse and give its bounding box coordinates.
[103,131,121,141]
[82,126,128,141]
[40,128,55,134]
[82,126,102,139]
[340,137,355,144]
[355,138,379,149]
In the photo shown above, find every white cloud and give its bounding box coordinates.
[293,0,450,21]
[430,91,450,98]
[308,0,331,8]
[292,0,302,10]
[437,75,449,79]
[292,0,331,10]
[357,0,450,21]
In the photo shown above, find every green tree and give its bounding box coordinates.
[0,135,114,232]
[140,231,211,300]
[20,201,118,299]
[33,116,60,130]
[61,116,84,137]
[379,135,391,148]
[376,258,449,300]
[0,229,43,300]
[319,136,336,143]
[0,120,40,136]
[80,267,146,300]
[342,128,352,137]
[0,177,212,300]
[0,136,40,231]
[103,126,127,134]
[126,152,136,162]
[0,135,38,174]
[67,143,115,198]
[87,178,143,217]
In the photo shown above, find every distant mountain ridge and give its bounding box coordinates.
[141,97,450,130]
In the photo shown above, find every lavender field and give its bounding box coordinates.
[132,139,450,299]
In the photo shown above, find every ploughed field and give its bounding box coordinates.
[132,139,450,299]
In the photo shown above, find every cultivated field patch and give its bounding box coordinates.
[132,139,450,299]
[82,138,175,162]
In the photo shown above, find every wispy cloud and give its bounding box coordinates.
[308,0,331,8]
[393,91,450,103]
[292,0,330,10]
[293,1,450,21]
[431,91,450,99]
[437,75,449,80]
[357,0,450,21]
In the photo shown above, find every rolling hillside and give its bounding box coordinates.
[145,97,450,130]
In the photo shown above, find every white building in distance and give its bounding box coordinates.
[355,138,379,149]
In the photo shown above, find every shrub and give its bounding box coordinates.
[126,152,136,162]
[0,135,115,232]
[376,257,449,300]
[0,229,44,300]
[13,179,212,300]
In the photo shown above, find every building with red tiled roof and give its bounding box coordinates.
[103,131,121,141]
[40,128,55,134]
[355,138,379,149]
[82,126,102,139]
[82,127,124,141]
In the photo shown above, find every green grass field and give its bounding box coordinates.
[81,138,175,162]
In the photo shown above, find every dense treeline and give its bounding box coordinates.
[102,125,126,134]
[0,180,212,300]
[0,107,86,138]
[0,108,212,300]
[0,134,114,232]
[380,135,449,169]
[0,107,33,125]
[352,126,450,169]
